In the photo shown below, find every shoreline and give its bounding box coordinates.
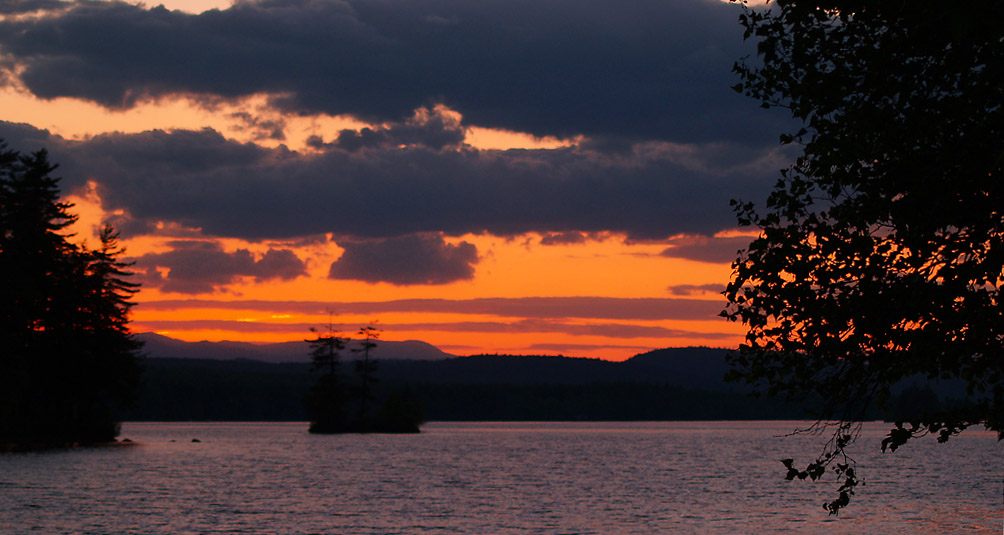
[1,439,139,453]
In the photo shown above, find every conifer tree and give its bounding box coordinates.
[305,322,348,433]
[0,141,142,446]
[351,324,380,429]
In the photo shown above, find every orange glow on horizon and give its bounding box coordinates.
[111,226,742,360]
[140,324,741,362]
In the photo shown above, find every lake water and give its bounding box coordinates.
[1,421,1000,534]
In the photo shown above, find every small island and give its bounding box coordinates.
[305,323,424,434]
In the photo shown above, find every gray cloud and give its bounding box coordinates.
[0,0,789,143]
[376,319,680,338]
[132,319,322,333]
[329,234,478,285]
[229,111,287,141]
[137,296,725,321]
[310,107,465,152]
[125,317,733,340]
[666,283,724,297]
[391,319,738,340]
[526,343,659,355]
[134,240,308,294]
[659,235,752,264]
[0,122,786,241]
[0,0,65,14]
[539,232,588,246]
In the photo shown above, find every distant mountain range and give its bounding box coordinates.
[126,338,784,421]
[135,332,455,363]
[134,332,733,391]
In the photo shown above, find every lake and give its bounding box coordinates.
[1,421,1000,534]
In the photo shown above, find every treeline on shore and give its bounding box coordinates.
[122,352,948,422]
[124,359,803,421]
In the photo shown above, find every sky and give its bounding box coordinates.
[0,0,791,360]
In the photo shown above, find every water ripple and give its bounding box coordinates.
[0,421,1000,534]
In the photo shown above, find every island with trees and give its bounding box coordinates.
[305,322,424,434]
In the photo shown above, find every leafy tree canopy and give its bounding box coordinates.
[722,0,1004,513]
[0,140,142,447]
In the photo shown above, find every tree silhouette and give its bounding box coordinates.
[305,321,348,433]
[351,323,380,429]
[723,1,1003,513]
[0,141,142,447]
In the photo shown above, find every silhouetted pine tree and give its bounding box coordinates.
[305,323,348,433]
[0,142,142,447]
[351,324,380,430]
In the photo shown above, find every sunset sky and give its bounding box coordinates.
[0,0,790,360]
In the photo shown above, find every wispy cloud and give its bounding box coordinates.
[527,343,656,354]
[136,296,726,321]
[660,235,752,264]
[134,317,736,340]
[667,283,725,297]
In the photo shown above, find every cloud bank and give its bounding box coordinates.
[0,0,790,293]
[0,121,788,242]
[0,0,788,143]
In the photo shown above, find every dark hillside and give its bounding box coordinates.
[622,347,736,391]
[130,359,312,421]
[380,354,626,385]
[123,348,806,421]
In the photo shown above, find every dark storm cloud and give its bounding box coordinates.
[0,0,65,14]
[659,235,752,264]
[329,234,479,285]
[0,122,787,241]
[0,121,52,152]
[133,240,307,294]
[0,0,788,143]
[137,296,725,321]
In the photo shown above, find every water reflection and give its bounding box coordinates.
[0,422,999,534]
